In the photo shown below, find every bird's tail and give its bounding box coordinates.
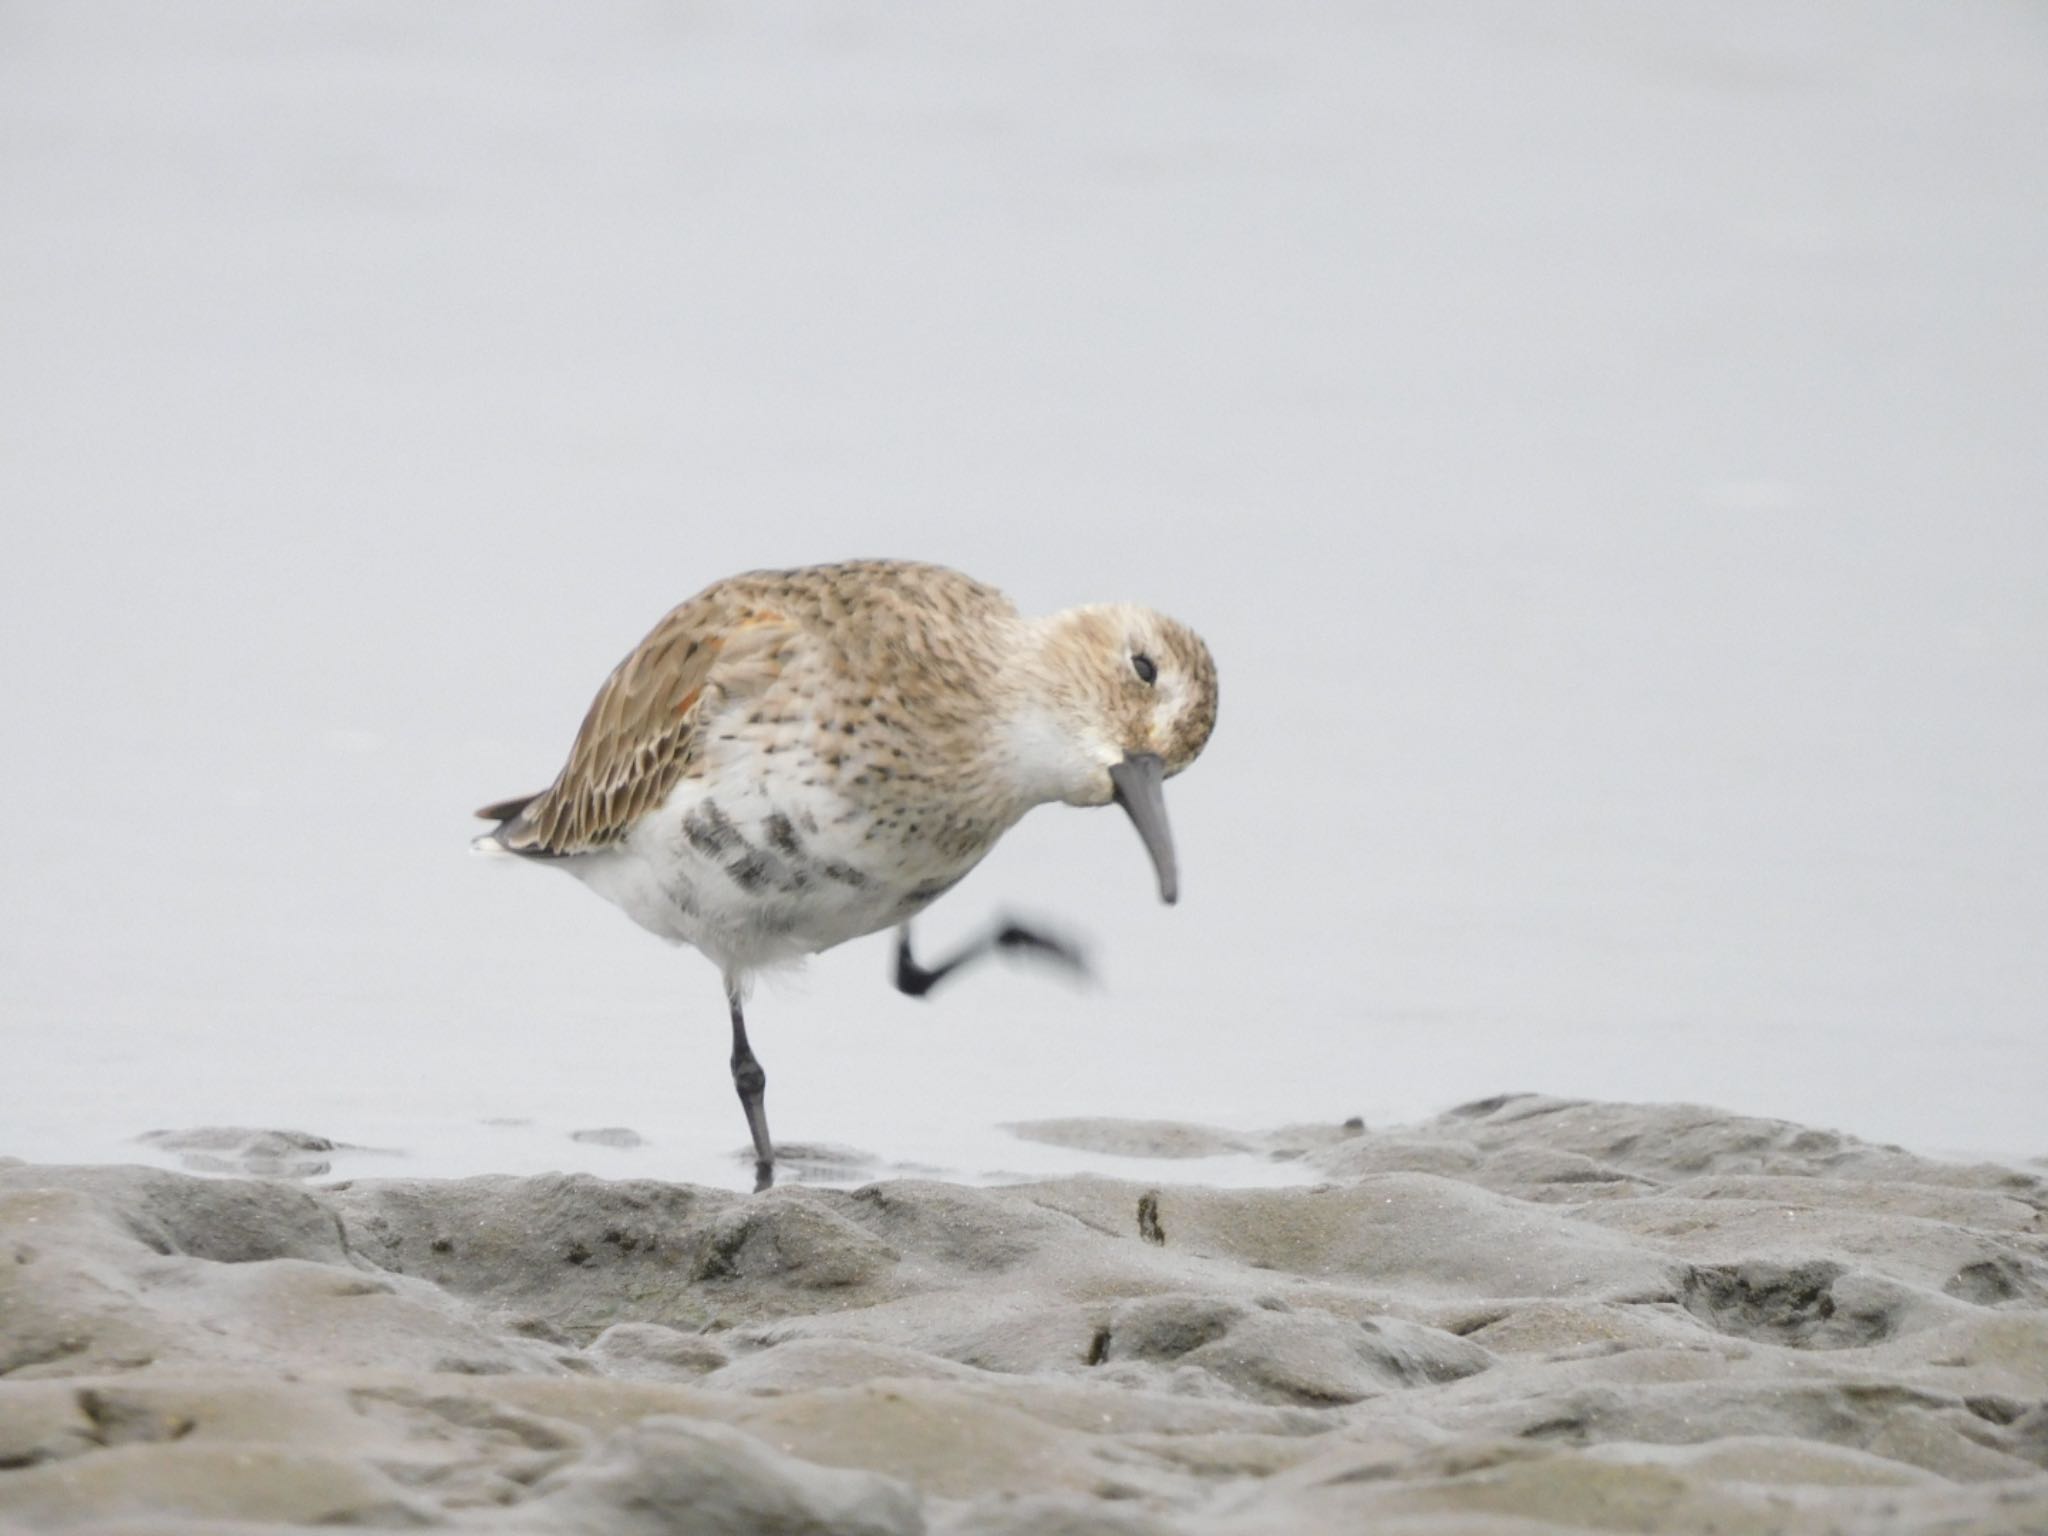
[471,791,540,858]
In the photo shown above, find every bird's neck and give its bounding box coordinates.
[984,611,1115,810]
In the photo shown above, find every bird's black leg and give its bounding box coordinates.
[726,984,774,1192]
[894,921,1089,999]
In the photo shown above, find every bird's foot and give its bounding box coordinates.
[993,922,1091,982]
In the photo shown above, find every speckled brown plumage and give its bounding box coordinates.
[486,562,1019,858]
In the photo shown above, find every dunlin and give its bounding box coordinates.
[475,560,1217,1189]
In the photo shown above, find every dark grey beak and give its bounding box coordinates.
[1108,752,1179,905]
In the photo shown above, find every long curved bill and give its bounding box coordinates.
[1108,752,1179,905]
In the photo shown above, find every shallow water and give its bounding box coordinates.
[2,2,2043,1185]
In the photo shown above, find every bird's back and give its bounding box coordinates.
[479,560,1019,857]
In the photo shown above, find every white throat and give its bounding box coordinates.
[996,702,1109,808]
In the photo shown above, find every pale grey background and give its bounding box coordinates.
[3,2,2043,1184]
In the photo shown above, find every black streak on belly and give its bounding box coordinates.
[696,802,864,895]
[724,851,775,892]
[765,813,804,859]
[683,801,742,858]
[713,811,812,895]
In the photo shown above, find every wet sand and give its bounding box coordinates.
[3,1095,2046,1533]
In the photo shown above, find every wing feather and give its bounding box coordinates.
[483,597,797,857]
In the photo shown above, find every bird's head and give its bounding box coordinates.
[1007,602,1218,904]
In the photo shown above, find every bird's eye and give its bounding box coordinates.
[1131,653,1158,685]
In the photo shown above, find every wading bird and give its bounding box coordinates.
[475,560,1217,1189]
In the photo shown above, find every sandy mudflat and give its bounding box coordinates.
[3,1097,2046,1534]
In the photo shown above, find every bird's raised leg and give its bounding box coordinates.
[894,922,1089,998]
[726,983,774,1192]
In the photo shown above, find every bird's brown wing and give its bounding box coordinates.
[479,595,799,857]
